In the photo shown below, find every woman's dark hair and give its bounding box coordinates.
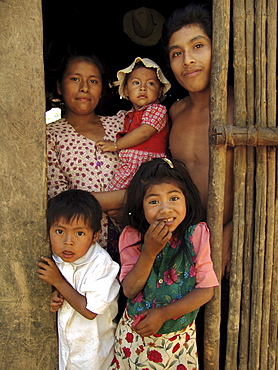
[56,53,107,113]
[123,158,205,238]
[57,53,105,85]
[161,3,212,62]
[47,189,102,236]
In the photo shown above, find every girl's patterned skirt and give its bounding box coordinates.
[110,309,198,370]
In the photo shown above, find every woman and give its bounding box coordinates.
[46,53,125,259]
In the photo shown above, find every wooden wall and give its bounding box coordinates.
[204,0,277,368]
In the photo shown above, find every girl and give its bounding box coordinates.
[96,57,171,190]
[46,53,125,258]
[110,158,219,369]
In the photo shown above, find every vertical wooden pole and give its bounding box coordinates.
[265,1,277,367]
[249,0,267,367]
[0,0,57,368]
[225,0,246,367]
[238,0,255,367]
[203,0,230,368]
[268,163,278,369]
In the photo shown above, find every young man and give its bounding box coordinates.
[162,3,234,277]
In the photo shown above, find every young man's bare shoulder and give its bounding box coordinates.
[169,97,190,121]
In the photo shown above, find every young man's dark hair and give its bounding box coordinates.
[161,3,212,63]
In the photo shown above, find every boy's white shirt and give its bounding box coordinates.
[53,242,120,370]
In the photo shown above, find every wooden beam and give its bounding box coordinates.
[210,126,278,147]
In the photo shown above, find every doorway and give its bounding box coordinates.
[42,0,212,116]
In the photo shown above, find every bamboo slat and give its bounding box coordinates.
[266,0,277,126]
[225,147,246,369]
[260,149,276,366]
[260,0,277,365]
[249,0,267,366]
[245,0,255,127]
[268,161,278,368]
[203,0,230,367]
[204,146,226,369]
[266,1,278,367]
[249,148,267,369]
[225,0,247,366]
[238,147,255,369]
[238,1,255,365]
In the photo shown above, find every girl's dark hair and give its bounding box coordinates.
[123,158,205,238]
[161,3,212,62]
[47,189,102,236]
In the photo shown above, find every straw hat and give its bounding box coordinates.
[116,57,171,100]
[123,7,165,46]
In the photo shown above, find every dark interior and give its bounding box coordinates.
[42,1,213,114]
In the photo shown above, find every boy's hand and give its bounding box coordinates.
[95,140,116,152]
[50,289,64,313]
[36,256,64,287]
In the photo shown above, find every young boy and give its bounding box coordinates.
[36,189,120,370]
[162,3,234,277]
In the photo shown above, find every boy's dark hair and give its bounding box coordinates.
[161,3,212,61]
[123,158,205,238]
[47,189,102,236]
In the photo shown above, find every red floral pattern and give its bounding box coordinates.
[46,113,124,247]
[147,350,163,363]
[109,310,198,369]
[164,268,178,285]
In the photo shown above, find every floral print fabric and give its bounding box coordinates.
[46,112,125,248]
[110,309,198,369]
[127,225,199,334]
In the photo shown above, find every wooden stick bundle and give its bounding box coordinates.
[204,0,277,368]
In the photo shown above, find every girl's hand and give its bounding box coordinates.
[95,140,116,152]
[36,256,64,287]
[122,222,172,299]
[50,289,64,313]
[132,308,165,337]
[144,221,172,257]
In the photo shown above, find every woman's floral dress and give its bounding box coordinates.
[46,112,125,256]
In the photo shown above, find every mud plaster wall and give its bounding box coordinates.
[0,0,57,368]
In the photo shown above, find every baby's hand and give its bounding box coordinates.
[95,140,116,152]
[50,289,64,313]
[144,221,172,256]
